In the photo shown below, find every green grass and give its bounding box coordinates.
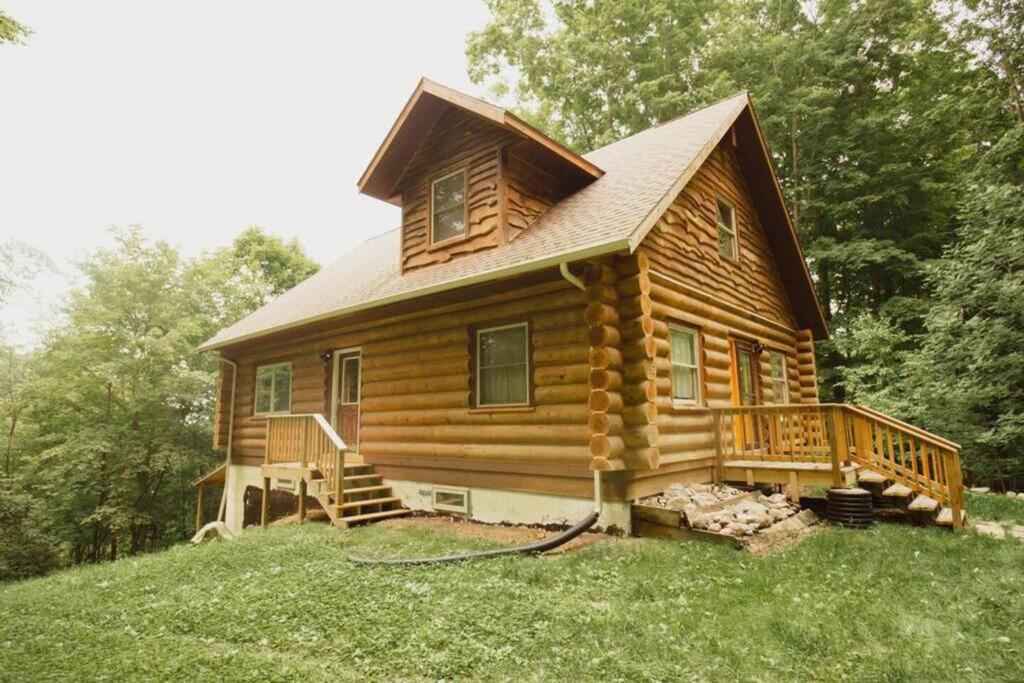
[966,491,1024,525]
[1,516,1022,682]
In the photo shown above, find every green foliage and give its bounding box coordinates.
[0,485,60,582]
[4,226,319,571]
[1,522,1022,680]
[0,9,30,45]
[0,241,49,305]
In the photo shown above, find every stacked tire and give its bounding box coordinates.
[826,487,873,528]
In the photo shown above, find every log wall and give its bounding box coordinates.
[396,106,517,272]
[212,360,234,450]
[222,275,600,496]
[638,140,798,327]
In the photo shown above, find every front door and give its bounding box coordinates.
[335,351,361,450]
[731,340,764,452]
[734,343,761,406]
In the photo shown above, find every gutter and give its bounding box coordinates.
[199,238,631,352]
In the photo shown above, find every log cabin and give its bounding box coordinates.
[195,79,965,535]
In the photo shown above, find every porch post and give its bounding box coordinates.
[828,407,846,488]
[260,477,270,528]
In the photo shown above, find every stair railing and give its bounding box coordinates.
[709,403,965,529]
[841,404,963,528]
[265,414,349,503]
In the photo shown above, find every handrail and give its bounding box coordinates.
[264,414,350,520]
[846,404,961,451]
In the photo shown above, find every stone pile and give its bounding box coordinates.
[690,493,799,537]
[640,482,746,512]
[640,483,802,538]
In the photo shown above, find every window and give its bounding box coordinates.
[254,362,291,415]
[716,197,738,260]
[432,486,470,514]
[476,323,530,407]
[770,351,789,404]
[669,325,700,403]
[430,169,467,243]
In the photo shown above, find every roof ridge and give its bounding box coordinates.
[584,90,749,158]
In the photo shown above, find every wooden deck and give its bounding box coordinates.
[710,404,965,527]
[722,459,859,490]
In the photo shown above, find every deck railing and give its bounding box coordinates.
[710,403,964,528]
[265,414,348,503]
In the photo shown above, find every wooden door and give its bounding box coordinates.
[731,340,764,452]
[336,352,361,450]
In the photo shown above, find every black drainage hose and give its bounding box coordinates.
[347,511,600,566]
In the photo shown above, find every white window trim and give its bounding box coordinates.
[475,322,531,408]
[669,324,701,405]
[716,196,739,261]
[430,168,468,245]
[770,351,790,404]
[432,485,470,514]
[254,361,292,416]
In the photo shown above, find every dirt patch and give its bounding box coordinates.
[378,513,614,554]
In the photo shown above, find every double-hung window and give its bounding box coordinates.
[716,197,738,260]
[476,323,530,407]
[254,362,292,415]
[669,325,700,403]
[770,351,789,404]
[430,169,467,243]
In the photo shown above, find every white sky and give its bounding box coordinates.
[0,0,497,348]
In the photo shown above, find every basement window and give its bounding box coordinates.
[669,325,700,403]
[716,197,738,260]
[254,362,292,415]
[430,168,468,243]
[476,323,530,407]
[432,486,470,514]
[770,351,789,404]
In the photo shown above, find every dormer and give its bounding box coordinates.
[358,79,604,273]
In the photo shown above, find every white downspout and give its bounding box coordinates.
[560,261,603,517]
[559,261,585,292]
[217,356,239,523]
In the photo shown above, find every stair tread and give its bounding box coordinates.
[337,496,401,510]
[858,470,888,484]
[908,494,940,512]
[936,507,967,527]
[344,474,381,482]
[883,483,914,497]
[344,485,391,495]
[340,508,411,525]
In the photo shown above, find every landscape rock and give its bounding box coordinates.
[640,482,803,538]
[1018,493,1024,500]
[970,487,990,494]
[1007,491,1018,498]
[1010,526,1024,541]
[975,522,1007,540]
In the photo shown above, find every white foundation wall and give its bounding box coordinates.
[224,463,264,532]
[385,479,632,534]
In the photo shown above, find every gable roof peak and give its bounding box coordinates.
[357,78,603,204]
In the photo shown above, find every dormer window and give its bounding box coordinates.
[430,168,468,243]
[716,197,738,260]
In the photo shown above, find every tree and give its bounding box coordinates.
[467,0,1004,400]
[0,485,60,581]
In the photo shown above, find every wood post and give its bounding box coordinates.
[335,448,345,503]
[195,484,204,533]
[260,476,270,528]
[297,477,307,523]
[828,407,846,488]
[712,411,724,483]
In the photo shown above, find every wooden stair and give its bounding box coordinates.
[305,464,410,528]
[856,468,960,528]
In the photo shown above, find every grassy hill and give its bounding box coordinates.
[2,496,1023,681]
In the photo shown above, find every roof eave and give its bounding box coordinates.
[196,237,632,353]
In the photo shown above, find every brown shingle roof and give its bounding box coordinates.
[199,91,817,351]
